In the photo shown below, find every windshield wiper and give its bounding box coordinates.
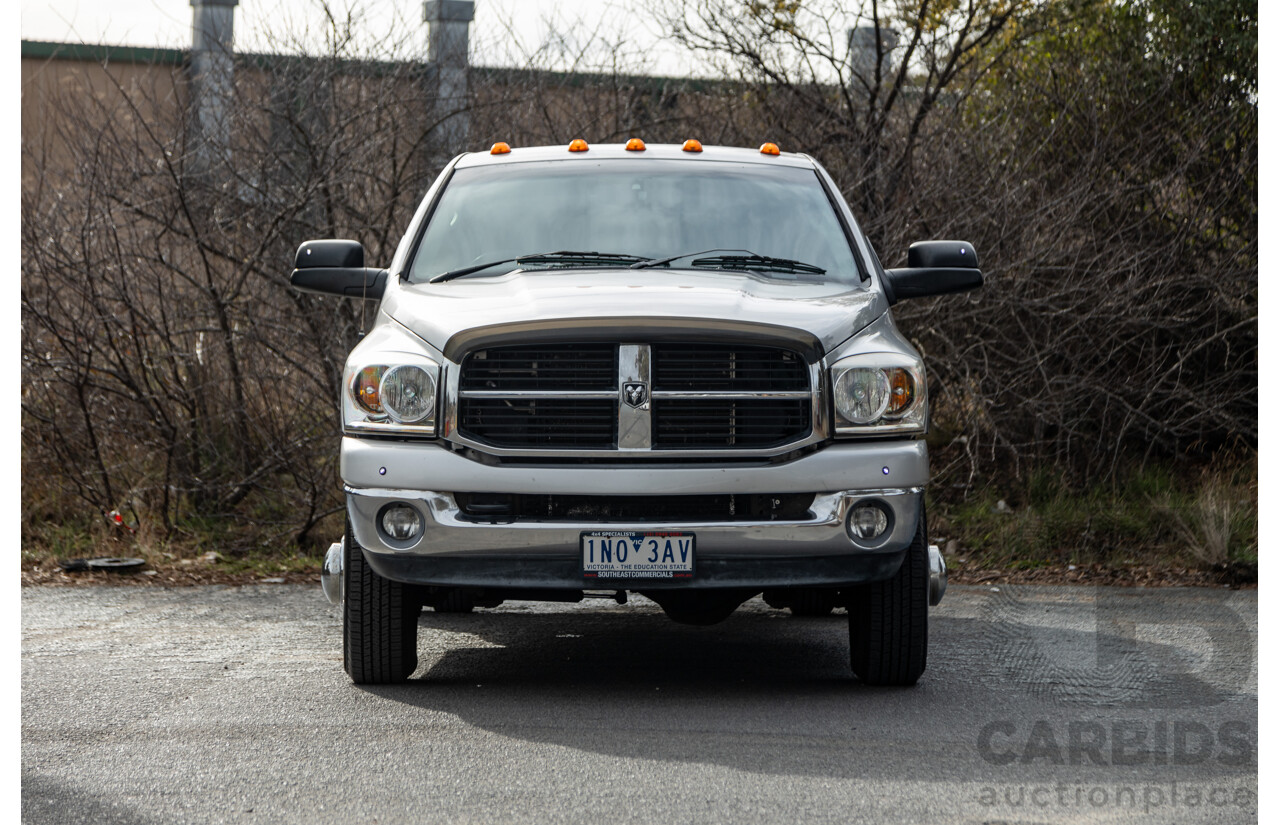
[630,247,728,269]
[690,254,826,275]
[429,251,652,283]
[631,248,825,275]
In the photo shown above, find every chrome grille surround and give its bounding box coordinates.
[449,342,826,458]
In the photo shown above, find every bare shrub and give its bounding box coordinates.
[22,13,447,549]
[21,3,677,552]
[21,0,1256,555]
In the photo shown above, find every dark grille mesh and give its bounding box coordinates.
[652,343,807,391]
[459,399,616,449]
[455,493,815,522]
[461,343,617,391]
[653,399,811,449]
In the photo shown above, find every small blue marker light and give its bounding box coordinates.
[882,466,890,475]
[379,467,387,476]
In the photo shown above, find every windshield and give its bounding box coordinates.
[408,159,864,284]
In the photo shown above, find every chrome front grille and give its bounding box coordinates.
[456,342,814,453]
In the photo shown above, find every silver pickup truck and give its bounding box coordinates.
[291,140,982,686]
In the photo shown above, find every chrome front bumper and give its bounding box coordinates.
[338,437,930,590]
[324,519,947,604]
[346,487,924,557]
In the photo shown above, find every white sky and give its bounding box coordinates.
[20,0,699,76]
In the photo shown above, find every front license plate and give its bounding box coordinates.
[581,531,695,579]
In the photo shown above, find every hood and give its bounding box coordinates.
[381,268,885,362]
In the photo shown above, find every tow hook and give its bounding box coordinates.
[583,590,627,604]
[321,539,345,605]
[927,544,947,606]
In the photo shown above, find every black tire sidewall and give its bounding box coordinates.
[847,507,929,686]
[342,517,419,683]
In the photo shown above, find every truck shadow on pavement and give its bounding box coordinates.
[22,772,163,825]
[352,592,1254,783]
[416,607,855,687]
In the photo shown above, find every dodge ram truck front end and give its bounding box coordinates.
[293,141,981,685]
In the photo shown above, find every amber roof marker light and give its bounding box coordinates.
[682,139,703,153]
[625,138,646,151]
[490,142,511,155]
[759,142,781,155]
[568,139,590,152]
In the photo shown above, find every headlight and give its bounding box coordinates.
[344,359,440,437]
[830,353,926,436]
[380,365,436,424]
[834,369,891,424]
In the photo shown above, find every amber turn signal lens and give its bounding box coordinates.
[625,138,646,151]
[490,142,511,155]
[886,368,915,415]
[682,139,703,152]
[759,142,781,155]
[352,365,386,414]
[568,139,589,152]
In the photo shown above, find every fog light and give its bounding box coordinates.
[381,504,423,541]
[848,503,889,541]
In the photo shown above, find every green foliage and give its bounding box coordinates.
[22,441,344,566]
[990,0,1256,245]
[932,456,1257,569]
[23,520,99,561]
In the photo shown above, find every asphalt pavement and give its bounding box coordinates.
[22,583,1257,824]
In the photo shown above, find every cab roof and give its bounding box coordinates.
[453,142,816,169]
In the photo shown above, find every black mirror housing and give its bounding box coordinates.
[290,239,387,301]
[907,240,978,269]
[882,240,983,304]
[296,239,364,269]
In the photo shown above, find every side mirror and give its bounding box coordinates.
[881,240,983,304]
[290,239,388,301]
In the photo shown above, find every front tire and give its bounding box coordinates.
[846,509,929,686]
[343,519,420,684]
